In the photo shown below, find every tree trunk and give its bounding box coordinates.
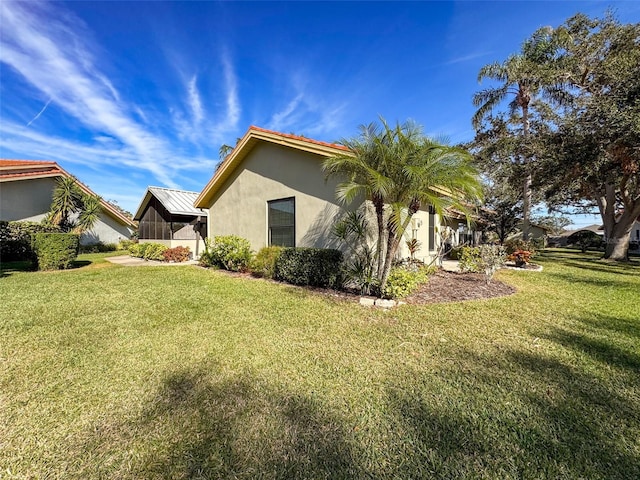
[521,103,531,242]
[373,196,385,277]
[603,210,638,261]
[522,172,532,241]
[596,183,640,261]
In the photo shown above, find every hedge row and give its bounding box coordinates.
[0,221,61,262]
[32,233,80,270]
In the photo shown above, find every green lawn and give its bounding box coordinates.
[1,250,638,479]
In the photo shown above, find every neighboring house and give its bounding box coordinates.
[133,186,207,257]
[194,126,458,263]
[628,217,640,251]
[506,222,551,245]
[0,159,135,244]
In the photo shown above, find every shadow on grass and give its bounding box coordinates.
[539,249,640,276]
[0,260,35,276]
[388,345,640,479]
[547,271,638,289]
[83,368,360,479]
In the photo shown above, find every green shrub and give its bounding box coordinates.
[162,246,191,263]
[448,245,464,260]
[32,233,79,270]
[383,266,429,299]
[142,243,168,261]
[128,242,167,260]
[458,246,482,273]
[458,245,506,284]
[275,247,343,288]
[79,242,117,254]
[200,236,252,272]
[117,239,136,251]
[504,238,536,256]
[0,221,61,262]
[250,246,283,279]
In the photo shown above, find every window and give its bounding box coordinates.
[268,197,295,247]
[428,205,436,251]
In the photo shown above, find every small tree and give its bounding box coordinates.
[47,177,102,234]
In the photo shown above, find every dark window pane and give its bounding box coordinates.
[268,198,295,247]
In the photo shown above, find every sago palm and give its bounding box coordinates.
[50,176,83,230]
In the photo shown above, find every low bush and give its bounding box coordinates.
[117,239,136,251]
[0,221,60,262]
[448,245,465,260]
[32,233,79,270]
[162,246,191,263]
[250,246,283,279]
[142,243,168,261]
[129,242,168,260]
[275,247,343,288]
[200,236,252,272]
[459,245,506,283]
[383,266,430,299]
[504,238,536,256]
[79,242,117,254]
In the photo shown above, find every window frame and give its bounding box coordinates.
[267,196,296,247]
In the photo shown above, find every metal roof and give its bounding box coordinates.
[134,186,205,219]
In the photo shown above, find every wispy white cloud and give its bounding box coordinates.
[187,75,204,125]
[444,51,492,65]
[268,93,304,131]
[0,1,210,189]
[218,51,240,132]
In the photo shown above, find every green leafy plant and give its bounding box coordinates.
[0,221,61,263]
[333,210,378,295]
[504,238,536,256]
[32,233,79,270]
[162,246,191,263]
[250,246,283,279]
[382,266,429,299]
[275,248,343,288]
[200,235,252,272]
[459,245,506,283]
[117,239,136,251]
[142,243,168,261]
[79,242,117,254]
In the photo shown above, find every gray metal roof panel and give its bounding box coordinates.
[147,186,205,216]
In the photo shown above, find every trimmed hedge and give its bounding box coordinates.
[275,247,343,288]
[129,243,168,261]
[32,233,79,270]
[0,221,61,262]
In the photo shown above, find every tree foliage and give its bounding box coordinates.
[324,118,482,293]
[47,177,102,234]
[540,13,640,260]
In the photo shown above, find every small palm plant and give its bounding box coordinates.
[406,238,422,261]
[48,177,102,234]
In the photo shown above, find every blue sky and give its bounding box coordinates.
[1,1,638,225]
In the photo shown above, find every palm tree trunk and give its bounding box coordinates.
[373,195,385,277]
[521,103,532,242]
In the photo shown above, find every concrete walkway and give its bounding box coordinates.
[105,255,199,267]
[440,259,460,272]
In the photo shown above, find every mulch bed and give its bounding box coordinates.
[200,265,517,305]
[405,270,517,304]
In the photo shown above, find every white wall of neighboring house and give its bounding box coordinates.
[0,176,133,245]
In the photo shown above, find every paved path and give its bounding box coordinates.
[441,259,460,272]
[105,255,199,267]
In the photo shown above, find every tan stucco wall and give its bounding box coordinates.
[0,177,133,245]
[207,142,352,251]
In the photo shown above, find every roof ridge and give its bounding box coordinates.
[148,185,200,194]
[248,125,349,151]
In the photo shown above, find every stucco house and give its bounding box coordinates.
[0,159,135,244]
[133,186,207,257]
[194,126,470,263]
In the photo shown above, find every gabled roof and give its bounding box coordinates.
[0,159,136,228]
[194,126,349,208]
[133,186,206,220]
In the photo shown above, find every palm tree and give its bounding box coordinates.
[323,121,392,277]
[324,118,482,293]
[50,177,83,230]
[48,177,101,234]
[472,27,562,240]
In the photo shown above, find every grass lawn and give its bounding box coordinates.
[1,250,638,479]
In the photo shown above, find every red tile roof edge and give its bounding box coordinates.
[248,126,350,152]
